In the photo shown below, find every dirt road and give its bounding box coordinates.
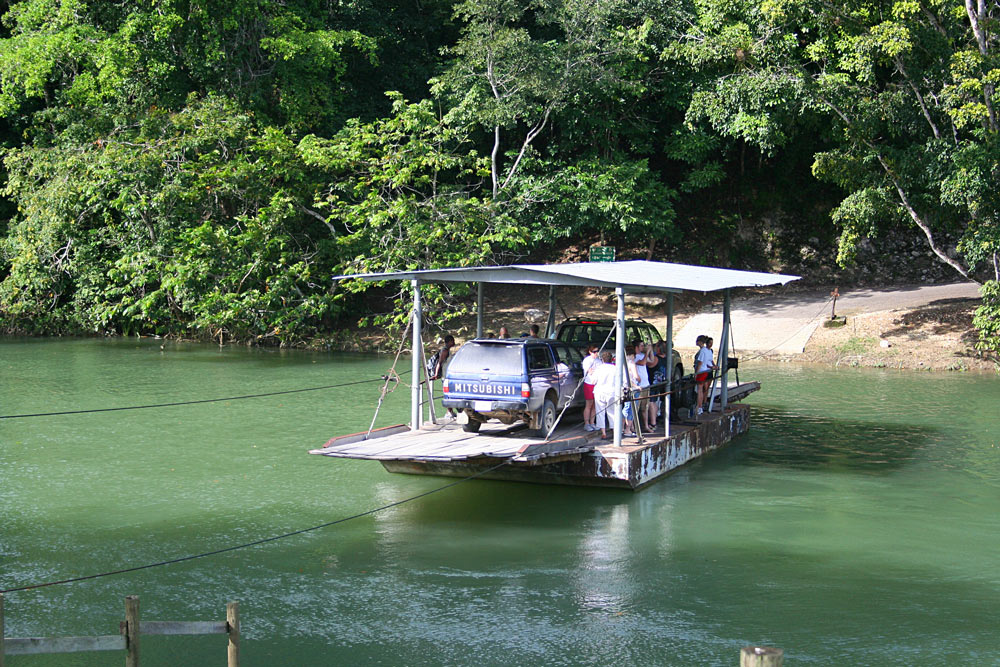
[675,282,983,354]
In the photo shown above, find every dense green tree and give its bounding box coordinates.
[431,0,683,246]
[1,96,344,342]
[674,0,999,351]
[676,0,999,280]
[0,0,996,353]
[0,0,385,342]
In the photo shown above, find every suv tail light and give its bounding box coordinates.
[521,382,530,398]
[442,379,449,393]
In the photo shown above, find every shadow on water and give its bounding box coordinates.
[731,405,937,474]
[377,476,635,525]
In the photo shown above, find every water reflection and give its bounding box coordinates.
[741,406,937,473]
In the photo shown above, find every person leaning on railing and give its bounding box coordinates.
[649,341,669,429]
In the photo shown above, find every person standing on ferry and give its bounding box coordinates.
[592,351,617,440]
[431,335,457,419]
[649,341,669,429]
[633,339,652,432]
[582,344,601,431]
[693,335,714,417]
[703,336,718,411]
[622,345,641,436]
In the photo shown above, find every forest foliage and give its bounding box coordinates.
[0,0,997,350]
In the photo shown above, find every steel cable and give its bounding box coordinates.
[0,370,412,420]
[0,460,508,594]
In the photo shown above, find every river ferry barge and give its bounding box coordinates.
[311,261,797,490]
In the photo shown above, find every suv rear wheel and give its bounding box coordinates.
[533,398,557,437]
[462,410,484,433]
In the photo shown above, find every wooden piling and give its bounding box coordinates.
[125,595,140,667]
[1,592,6,667]
[740,646,783,667]
[226,602,239,667]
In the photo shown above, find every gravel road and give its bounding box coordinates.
[675,282,982,354]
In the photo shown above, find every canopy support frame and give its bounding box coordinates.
[476,282,485,338]
[613,287,626,446]
[411,280,423,431]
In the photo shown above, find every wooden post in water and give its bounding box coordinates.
[1,592,6,667]
[740,646,783,667]
[125,595,140,667]
[226,602,239,667]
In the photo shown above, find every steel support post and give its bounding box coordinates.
[720,289,731,411]
[546,286,557,338]
[613,287,626,446]
[411,280,422,431]
[665,293,673,436]
[476,282,484,338]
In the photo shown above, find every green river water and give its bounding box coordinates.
[1,338,998,665]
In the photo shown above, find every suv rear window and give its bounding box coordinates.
[526,345,553,371]
[557,322,659,348]
[448,342,524,375]
[552,344,583,366]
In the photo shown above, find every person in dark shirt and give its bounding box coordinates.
[649,341,670,429]
[431,335,457,418]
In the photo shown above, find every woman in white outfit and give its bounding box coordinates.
[591,350,618,440]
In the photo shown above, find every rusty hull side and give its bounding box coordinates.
[627,404,750,489]
[380,404,751,490]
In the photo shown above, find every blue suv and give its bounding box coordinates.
[442,338,584,436]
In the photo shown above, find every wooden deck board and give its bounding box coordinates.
[328,428,479,456]
[314,419,588,461]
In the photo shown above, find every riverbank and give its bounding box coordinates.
[381,281,995,373]
[792,296,990,371]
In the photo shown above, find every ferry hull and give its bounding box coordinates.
[381,404,750,490]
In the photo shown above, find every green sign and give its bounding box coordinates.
[589,245,615,262]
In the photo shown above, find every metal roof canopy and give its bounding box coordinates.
[337,260,799,293]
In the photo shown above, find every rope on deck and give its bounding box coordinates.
[0,460,508,594]
[0,371,411,420]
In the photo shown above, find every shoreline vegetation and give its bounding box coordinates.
[0,0,998,361]
[8,280,993,373]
